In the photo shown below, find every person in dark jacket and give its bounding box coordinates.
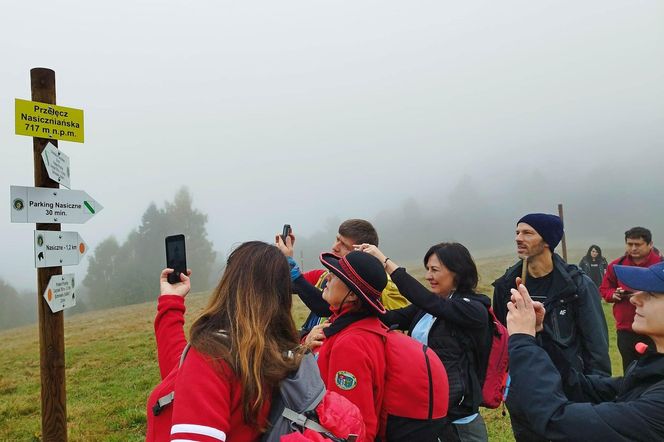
[504,260,664,441]
[492,213,610,442]
[578,244,608,288]
[358,242,490,442]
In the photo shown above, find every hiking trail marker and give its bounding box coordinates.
[15,98,84,143]
[9,67,96,440]
[10,185,103,224]
[41,141,71,188]
[34,230,87,268]
[43,274,76,313]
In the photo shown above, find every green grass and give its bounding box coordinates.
[0,255,619,441]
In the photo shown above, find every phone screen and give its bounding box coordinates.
[166,234,187,284]
[282,224,291,243]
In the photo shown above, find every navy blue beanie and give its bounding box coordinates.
[517,213,564,250]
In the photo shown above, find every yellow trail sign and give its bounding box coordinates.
[15,98,84,143]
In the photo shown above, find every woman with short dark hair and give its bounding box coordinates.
[358,242,491,442]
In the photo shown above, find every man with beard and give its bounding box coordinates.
[492,213,610,442]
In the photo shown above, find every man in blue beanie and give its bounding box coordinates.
[492,213,611,442]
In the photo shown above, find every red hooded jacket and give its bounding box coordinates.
[316,316,387,441]
[600,251,663,331]
[146,295,270,442]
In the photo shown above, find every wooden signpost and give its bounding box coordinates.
[30,68,68,442]
[10,67,96,441]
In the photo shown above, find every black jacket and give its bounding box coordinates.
[507,334,664,441]
[578,256,608,287]
[493,253,611,376]
[292,275,331,317]
[382,267,490,421]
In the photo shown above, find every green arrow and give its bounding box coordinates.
[83,201,95,214]
[44,152,50,166]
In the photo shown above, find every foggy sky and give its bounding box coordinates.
[1,1,663,291]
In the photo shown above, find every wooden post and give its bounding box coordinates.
[31,67,67,441]
[558,203,568,263]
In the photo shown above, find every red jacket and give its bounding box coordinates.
[600,251,663,331]
[146,295,270,442]
[316,316,387,441]
[303,269,327,287]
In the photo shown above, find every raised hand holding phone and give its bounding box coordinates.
[275,224,295,257]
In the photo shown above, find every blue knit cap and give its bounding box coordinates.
[517,213,564,250]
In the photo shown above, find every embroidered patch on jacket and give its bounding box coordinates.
[335,371,357,390]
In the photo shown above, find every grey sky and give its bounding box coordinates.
[1,1,663,290]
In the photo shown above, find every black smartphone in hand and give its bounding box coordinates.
[165,234,187,284]
[281,224,291,244]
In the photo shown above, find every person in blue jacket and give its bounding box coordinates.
[505,261,664,441]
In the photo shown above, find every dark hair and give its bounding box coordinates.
[625,227,652,244]
[423,242,478,293]
[190,241,301,428]
[338,219,379,246]
[585,244,603,259]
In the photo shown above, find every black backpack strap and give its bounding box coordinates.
[152,391,175,416]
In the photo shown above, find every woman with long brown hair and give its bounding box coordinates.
[578,244,608,288]
[146,241,302,441]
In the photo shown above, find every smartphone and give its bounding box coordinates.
[618,287,634,298]
[281,224,291,243]
[165,234,187,284]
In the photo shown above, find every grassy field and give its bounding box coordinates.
[0,254,620,441]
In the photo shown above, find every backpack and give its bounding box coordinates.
[153,345,363,442]
[478,307,509,408]
[261,352,364,442]
[367,328,449,442]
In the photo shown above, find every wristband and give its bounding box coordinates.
[383,257,391,266]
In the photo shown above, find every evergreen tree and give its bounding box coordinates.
[163,188,216,293]
[82,188,216,309]
[0,278,37,330]
[82,237,121,309]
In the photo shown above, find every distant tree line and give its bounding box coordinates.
[82,187,217,310]
[0,280,35,330]
[0,188,217,331]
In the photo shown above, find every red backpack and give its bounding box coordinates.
[153,346,364,442]
[368,328,449,441]
[479,307,509,408]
